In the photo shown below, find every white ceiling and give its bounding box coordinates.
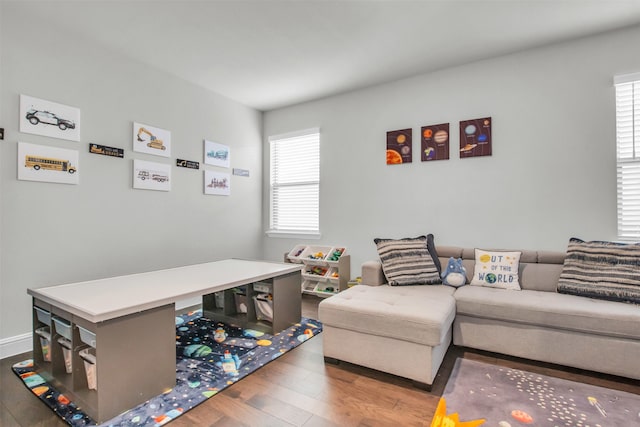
[12,0,640,111]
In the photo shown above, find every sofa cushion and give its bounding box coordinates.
[470,249,521,290]
[318,284,456,347]
[455,285,640,340]
[557,237,640,304]
[374,235,441,286]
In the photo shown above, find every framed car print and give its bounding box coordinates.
[20,95,81,142]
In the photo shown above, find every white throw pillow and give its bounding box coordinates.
[470,249,521,290]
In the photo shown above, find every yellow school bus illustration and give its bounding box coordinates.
[25,155,76,174]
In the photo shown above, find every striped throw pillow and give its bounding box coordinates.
[374,235,441,286]
[557,237,640,304]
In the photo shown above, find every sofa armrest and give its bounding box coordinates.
[362,261,386,286]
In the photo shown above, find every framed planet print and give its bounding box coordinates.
[386,128,412,165]
[421,123,449,161]
[460,117,492,158]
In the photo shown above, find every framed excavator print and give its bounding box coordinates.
[20,94,81,142]
[133,122,171,157]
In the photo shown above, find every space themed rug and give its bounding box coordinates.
[12,310,322,426]
[441,358,640,427]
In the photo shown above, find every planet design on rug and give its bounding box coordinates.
[243,328,264,338]
[297,328,314,342]
[183,344,212,358]
[32,386,49,396]
[510,409,533,424]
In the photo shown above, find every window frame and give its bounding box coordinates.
[615,72,640,241]
[266,128,321,239]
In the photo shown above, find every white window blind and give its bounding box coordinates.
[269,128,320,235]
[615,73,640,241]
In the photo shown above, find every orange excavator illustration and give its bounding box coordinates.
[137,127,166,151]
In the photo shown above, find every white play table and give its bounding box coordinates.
[28,259,302,422]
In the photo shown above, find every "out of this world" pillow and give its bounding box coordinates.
[470,249,521,290]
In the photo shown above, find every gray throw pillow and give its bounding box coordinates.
[374,235,441,286]
[557,237,640,304]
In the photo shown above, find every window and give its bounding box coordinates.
[268,128,320,237]
[615,73,640,241]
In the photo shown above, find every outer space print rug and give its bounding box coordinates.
[441,358,640,427]
[12,309,322,426]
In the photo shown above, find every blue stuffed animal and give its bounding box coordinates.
[441,257,467,288]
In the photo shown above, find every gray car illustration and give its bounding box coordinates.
[25,109,76,131]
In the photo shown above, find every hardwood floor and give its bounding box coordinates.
[2,294,639,426]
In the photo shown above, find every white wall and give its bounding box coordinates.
[262,25,640,276]
[0,5,263,344]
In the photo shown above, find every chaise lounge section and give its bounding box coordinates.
[319,283,456,389]
[318,244,640,389]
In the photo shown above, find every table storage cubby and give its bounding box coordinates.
[202,272,300,334]
[31,298,175,423]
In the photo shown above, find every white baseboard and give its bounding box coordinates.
[0,332,32,359]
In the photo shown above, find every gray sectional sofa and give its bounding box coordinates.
[318,245,640,389]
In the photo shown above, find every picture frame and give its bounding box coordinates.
[20,95,81,142]
[204,139,230,168]
[133,122,171,157]
[386,128,412,165]
[18,142,79,185]
[421,123,450,161]
[204,170,230,196]
[460,117,492,158]
[133,159,171,191]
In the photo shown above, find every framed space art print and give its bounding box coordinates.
[133,159,171,191]
[20,95,81,142]
[386,128,412,165]
[18,142,79,185]
[133,122,171,157]
[204,139,230,168]
[460,117,492,158]
[421,123,450,161]
[204,170,230,196]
